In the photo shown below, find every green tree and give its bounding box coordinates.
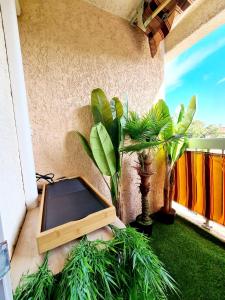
[188,120,220,138]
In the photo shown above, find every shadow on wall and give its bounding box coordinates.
[64,105,110,200]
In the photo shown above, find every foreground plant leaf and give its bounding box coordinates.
[90,123,116,177]
[55,238,118,300]
[14,254,54,300]
[14,228,178,300]
[110,226,179,300]
[56,227,178,300]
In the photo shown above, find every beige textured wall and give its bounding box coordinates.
[83,0,140,20]
[18,0,164,223]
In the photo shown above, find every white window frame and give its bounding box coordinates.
[0,0,37,208]
[0,0,37,297]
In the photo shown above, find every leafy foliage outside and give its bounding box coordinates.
[14,227,177,300]
[187,120,223,138]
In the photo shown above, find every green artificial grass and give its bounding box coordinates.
[151,217,225,300]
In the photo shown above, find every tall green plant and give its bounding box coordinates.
[77,89,126,218]
[163,96,196,213]
[121,101,168,226]
[122,97,196,215]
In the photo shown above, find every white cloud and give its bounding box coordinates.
[217,77,225,85]
[165,36,225,90]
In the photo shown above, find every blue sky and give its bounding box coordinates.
[165,24,225,126]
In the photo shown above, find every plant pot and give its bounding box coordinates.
[154,207,176,225]
[130,214,153,236]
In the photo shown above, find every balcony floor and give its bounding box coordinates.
[151,216,225,300]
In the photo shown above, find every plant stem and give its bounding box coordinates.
[163,155,173,213]
[169,166,175,211]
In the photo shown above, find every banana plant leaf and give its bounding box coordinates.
[176,104,185,123]
[168,136,188,168]
[76,131,97,167]
[110,97,123,119]
[175,96,196,134]
[91,88,113,131]
[109,97,125,173]
[90,123,116,177]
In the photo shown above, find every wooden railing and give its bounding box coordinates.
[174,138,225,227]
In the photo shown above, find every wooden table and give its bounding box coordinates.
[10,207,124,290]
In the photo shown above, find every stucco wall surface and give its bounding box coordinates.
[18,0,164,223]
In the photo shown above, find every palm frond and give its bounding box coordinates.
[124,111,150,142]
[120,140,163,153]
[124,100,173,144]
[146,100,173,140]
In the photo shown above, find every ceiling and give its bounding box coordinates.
[15,0,140,19]
[83,0,141,20]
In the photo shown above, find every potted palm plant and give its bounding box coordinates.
[77,88,126,219]
[122,97,196,226]
[121,100,171,234]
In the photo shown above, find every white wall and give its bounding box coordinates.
[0,0,37,256]
[0,213,13,300]
[0,8,26,256]
[1,0,37,209]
